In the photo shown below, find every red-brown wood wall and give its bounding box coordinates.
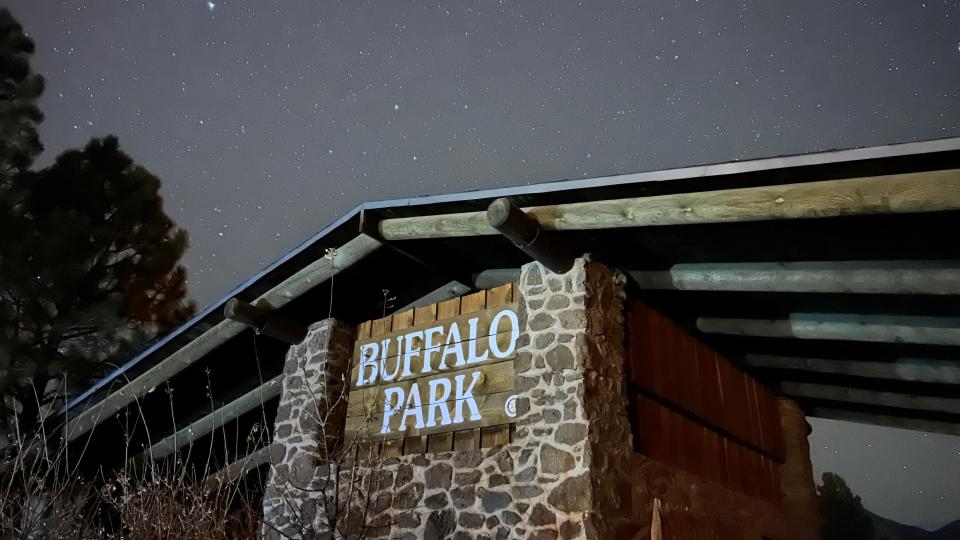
[627,300,784,504]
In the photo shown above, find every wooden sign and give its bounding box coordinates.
[345,285,520,444]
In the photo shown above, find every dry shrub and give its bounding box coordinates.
[1,393,264,540]
[100,467,260,540]
[0,415,100,540]
[1,443,262,540]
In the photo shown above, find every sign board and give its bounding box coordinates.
[345,286,519,443]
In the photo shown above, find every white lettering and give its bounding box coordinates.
[453,371,482,423]
[426,378,453,427]
[380,387,404,434]
[421,325,444,374]
[399,383,425,431]
[489,309,520,359]
[440,322,465,369]
[380,336,403,381]
[466,317,489,364]
[357,342,379,386]
[401,330,423,378]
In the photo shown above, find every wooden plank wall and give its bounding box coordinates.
[352,284,517,459]
[627,300,784,504]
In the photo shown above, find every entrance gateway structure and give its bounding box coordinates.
[58,138,960,539]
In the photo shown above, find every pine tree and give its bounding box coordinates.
[818,472,876,540]
[0,8,195,440]
[0,8,44,182]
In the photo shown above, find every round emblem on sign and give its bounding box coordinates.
[504,394,518,418]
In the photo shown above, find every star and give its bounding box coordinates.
[207,1,216,12]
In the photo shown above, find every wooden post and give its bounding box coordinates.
[223,298,308,345]
[486,197,576,273]
[777,398,820,540]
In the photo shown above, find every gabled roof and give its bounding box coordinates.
[59,136,960,474]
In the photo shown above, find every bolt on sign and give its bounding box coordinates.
[345,285,520,444]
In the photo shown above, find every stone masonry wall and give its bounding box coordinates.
[260,258,796,539]
[260,257,629,539]
[261,318,355,538]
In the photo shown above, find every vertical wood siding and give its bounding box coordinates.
[628,300,784,504]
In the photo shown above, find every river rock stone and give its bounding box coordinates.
[425,463,453,489]
[480,490,512,512]
[547,474,591,512]
[540,444,575,475]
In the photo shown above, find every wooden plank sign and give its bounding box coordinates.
[345,285,520,444]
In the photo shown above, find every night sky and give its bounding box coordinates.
[8,0,960,530]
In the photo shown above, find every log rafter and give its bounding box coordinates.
[378,169,960,240]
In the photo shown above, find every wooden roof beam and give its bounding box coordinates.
[132,375,282,465]
[697,313,960,347]
[394,280,472,313]
[223,298,308,344]
[203,444,273,489]
[630,260,960,295]
[780,381,960,415]
[486,197,577,273]
[472,262,960,296]
[472,269,522,290]
[744,354,960,384]
[806,406,960,436]
[378,168,960,240]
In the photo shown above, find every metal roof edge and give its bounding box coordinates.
[361,136,960,211]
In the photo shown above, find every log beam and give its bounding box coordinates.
[223,299,308,344]
[472,268,521,290]
[697,313,960,347]
[203,444,273,488]
[395,280,472,313]
[64,234,381,442]
[780,381,960,415]
[378,168,960,240]
[630,260,960,295]
[807,406,960,436]
[744,354,960,384]
[474,262,960,296]
[135,375,283,463]
[486,197,576,273]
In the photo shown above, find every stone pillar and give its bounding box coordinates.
[261,318,355,539]
[257,258,632,540]
[512,256,632,539]
[778,398,821,540]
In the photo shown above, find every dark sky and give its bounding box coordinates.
[9,0,960,530]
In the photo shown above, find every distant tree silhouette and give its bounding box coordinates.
[0,8,44,181]
[0,8,194,441]
[818,472,876,540]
